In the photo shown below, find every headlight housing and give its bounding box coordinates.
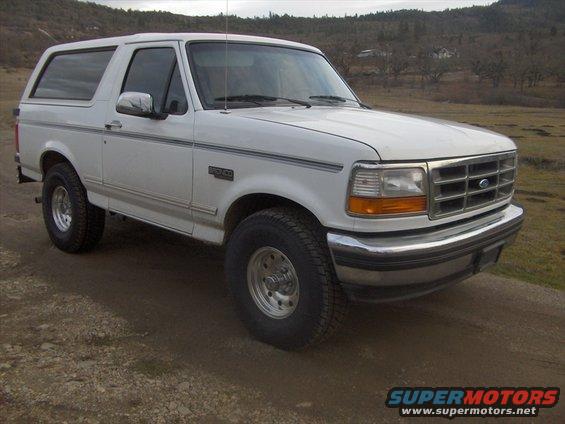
[347,163,428,216]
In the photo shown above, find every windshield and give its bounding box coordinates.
[187,42,358,109]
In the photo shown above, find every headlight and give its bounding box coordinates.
[348,164,427,216]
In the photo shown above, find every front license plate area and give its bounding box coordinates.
[475,242,505,272]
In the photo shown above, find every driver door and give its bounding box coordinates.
[103,42,194,234]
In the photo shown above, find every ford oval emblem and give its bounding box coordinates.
[479,178,490,189]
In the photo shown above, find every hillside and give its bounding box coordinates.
[0,0,563,65]
[1,0,564,107]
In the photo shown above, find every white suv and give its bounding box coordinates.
[15,33,524,349]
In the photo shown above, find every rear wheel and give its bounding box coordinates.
[42,162,105,253]
[225,207,348,350]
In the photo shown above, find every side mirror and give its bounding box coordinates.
[116,92,167,120]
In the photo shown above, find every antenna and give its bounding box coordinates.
[223,0,229,113]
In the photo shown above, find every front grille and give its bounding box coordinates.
[429,152,516,219]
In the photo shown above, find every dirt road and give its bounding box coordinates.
[1,136,563,423]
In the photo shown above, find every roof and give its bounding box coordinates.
[43,33,321,54]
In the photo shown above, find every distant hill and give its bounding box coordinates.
[0,0,563,67]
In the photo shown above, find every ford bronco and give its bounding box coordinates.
[15,33,524,349]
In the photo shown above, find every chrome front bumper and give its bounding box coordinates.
[327,204,524,302]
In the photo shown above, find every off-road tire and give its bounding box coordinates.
[42,162,105,253]
[225,207,348,350]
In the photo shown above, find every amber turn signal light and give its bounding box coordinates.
[348,196,427,215]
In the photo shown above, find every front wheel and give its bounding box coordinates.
[225,207,348,350]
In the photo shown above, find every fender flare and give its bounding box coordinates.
[39,141,80,179]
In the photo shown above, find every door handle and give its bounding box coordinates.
[105,120,122,130]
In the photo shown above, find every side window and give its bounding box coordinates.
[122,48,188,115]
[32,49,115,100]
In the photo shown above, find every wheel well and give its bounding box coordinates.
[223,193,320,243]
[41,151,70,179]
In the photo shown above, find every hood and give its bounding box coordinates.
[231,106,516,161]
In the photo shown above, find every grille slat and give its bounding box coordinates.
[468,170,499,179]
[467,185,498,195]
[435,192,466,201]
[434,176,467,185]
[498,180,514,188]
[429,152,516,219]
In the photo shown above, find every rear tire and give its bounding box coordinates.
[225,207,347,350]
[42,163,105,253]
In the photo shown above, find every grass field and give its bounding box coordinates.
[1,68,563,289]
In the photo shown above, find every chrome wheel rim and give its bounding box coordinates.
[247,247,299,319]
[51,186,72,232]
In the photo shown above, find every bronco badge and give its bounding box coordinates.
[209,166,234,181]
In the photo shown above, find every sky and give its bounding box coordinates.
[86,0,498,18]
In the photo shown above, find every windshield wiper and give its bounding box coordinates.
[309,95,372,109]
[215,94,311,108]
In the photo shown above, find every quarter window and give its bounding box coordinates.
[32,49,115,100]
[122,48,188,115]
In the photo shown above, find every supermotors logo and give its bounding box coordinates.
[386,387,560,418]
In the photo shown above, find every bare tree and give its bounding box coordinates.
[508,49,529,92]
[325,39,360,78]
[389,49,409,80]
[484,51,507,88]
[526,61,545,87]
[428,59,450,84]
[416,52,450,86]
[470,59,488,83]
[416,53,432,87]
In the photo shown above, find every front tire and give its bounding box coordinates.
[225,207,347,350]
[42,163,105,253]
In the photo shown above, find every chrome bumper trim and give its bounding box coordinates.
[327,204,524,296]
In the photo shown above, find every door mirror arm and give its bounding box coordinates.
[150,111,169,120]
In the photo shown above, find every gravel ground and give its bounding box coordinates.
[1,134,564,423]
[0,272,311,423]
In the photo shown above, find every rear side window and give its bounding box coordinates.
[32,49,115,100]
[122,48,188,115]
